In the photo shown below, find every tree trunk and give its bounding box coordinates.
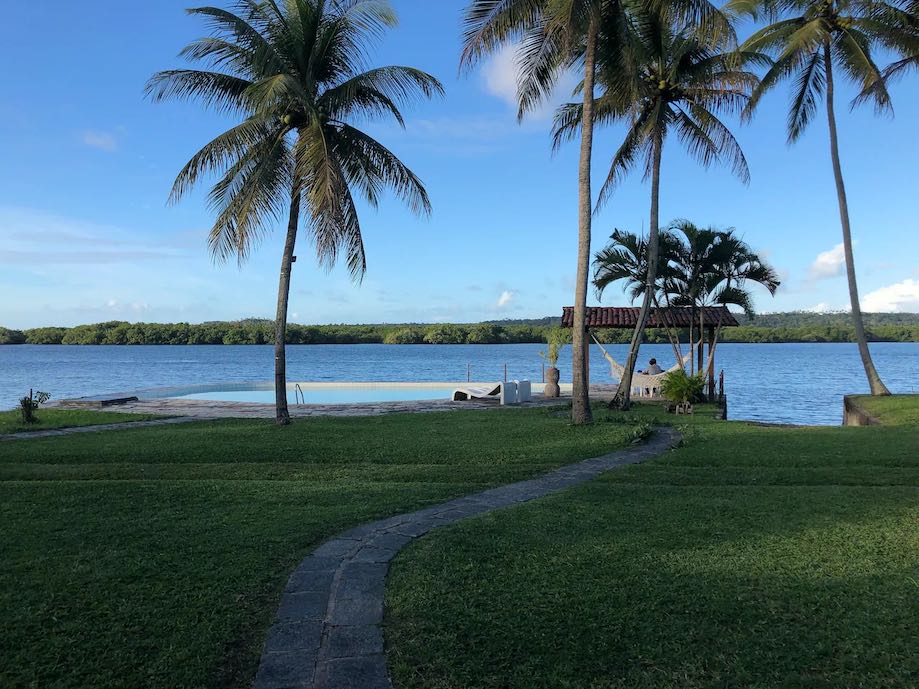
[823,45,890,395]
[274,187,301,425]
[571,16,599,425]
[616,126,663,410]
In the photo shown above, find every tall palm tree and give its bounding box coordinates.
[733,0,919,395]
[554,14,760,408]
[461,0,729,424]
[461,0,628,424]
[147,0,443,424]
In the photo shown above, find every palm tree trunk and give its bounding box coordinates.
[571,16,599,425]
[274,187,301,425]
[823,44,890,395]
[617,126,664,410]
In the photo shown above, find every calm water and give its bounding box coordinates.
[1,343,917,425]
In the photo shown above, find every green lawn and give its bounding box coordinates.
[851,394,919,425]
[0,408,162,435]
[386,402,919,689]
[0,407,638,689]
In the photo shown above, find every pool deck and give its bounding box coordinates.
[56,385,624,419]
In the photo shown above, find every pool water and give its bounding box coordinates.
[175,385,460,405]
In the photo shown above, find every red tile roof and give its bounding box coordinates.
[561,306,739,329]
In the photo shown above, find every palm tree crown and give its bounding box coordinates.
[147,0,443,274]
[554,14,762,207]
[735,0,918,139]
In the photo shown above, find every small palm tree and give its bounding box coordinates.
[666,222,780,374]
[147,0,442,424]
[732,0,919,395]
[555,13,761,408]
[593,227,685,361]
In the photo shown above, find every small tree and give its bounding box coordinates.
[19,390,51,424]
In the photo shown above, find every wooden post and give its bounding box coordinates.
[584,327,591,393]
[707,327,716,400]
[696,331,704,377]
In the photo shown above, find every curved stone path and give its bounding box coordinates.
[253,428,680,689]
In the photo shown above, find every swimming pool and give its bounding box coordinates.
[173,383,460,405]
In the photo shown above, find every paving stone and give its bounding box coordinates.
[264,620,323,653]
[349,545,398,563]
[324,625,384,658]
[285,568,335,594]
[328,596,383,626]
[312,539,358,559]
[253,648,317,689]
[392,519,436,537]
[276,591,329,622]
[336,563,387,599]
[317,655,390,689]
[366,531,413,551]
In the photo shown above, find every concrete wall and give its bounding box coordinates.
[843,395,880,427]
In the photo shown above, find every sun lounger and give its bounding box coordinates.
[452,381,518,405]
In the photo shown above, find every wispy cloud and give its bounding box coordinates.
[496,290,515,308]
[0,206,193,265]
[809,242,848,280]
[82,130,119,152]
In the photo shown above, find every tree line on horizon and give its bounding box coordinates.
[2,313,918,346]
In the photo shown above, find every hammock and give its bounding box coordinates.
[590,333,693,398]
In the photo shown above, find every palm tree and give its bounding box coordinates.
[461,0,628,425]
[733,0,919,395]
[147,0,443,424]
[665,221,780,376]
[461,0,730,424]
[554,13,760,408]
[593,228,685,361]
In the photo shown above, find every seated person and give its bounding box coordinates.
[643,358,663,375]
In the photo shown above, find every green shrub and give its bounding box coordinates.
[19,390,51,424]
[660,369,706,404]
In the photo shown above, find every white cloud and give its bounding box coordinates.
[483,45,520,107]
[809,242,849,280]
[82,130,119,152]
[863,279,919,312]
[808,302,831,312]
[496,290,514,308]
[480,44,577,121]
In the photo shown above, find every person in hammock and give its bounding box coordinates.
[643,358,663,375]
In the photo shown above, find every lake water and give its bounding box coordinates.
[1,343,917,425]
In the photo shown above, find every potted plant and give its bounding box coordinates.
[660,369,705,415]
[539,329,567,398]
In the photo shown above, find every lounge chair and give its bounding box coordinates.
[452,381,518,405]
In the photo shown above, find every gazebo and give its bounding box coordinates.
[560,306,739,398]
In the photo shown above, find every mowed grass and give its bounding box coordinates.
[0,406,637,689]
[852,393,919,425]
[0,408,161,435]
[386,401,919,689]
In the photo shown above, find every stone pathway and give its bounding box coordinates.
[0,417,195,442]
[254,428,680,689]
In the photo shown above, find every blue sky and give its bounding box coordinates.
[1,0,918,329]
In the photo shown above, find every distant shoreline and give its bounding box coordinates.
[2,314,918,346]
